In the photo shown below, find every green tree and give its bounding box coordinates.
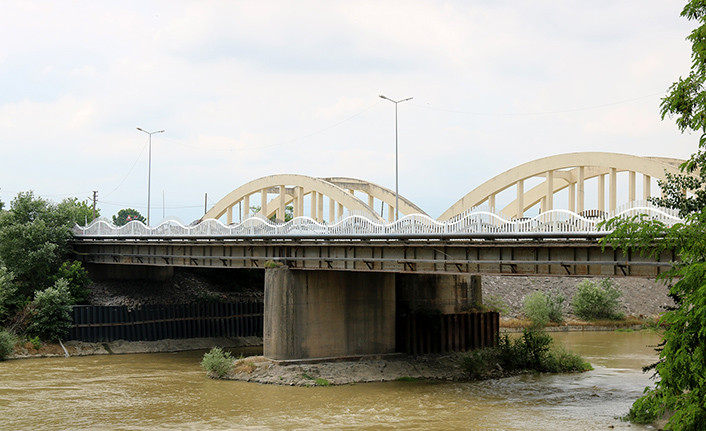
[0,192,95,307]
[602,3,706,428]
[0,192,74,297]
[112,208,146,226]
[57,197,99,227]
[50,261,91,304]
[0,267,19,323]
[26,278,73,341]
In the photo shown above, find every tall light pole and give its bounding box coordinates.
[379,94,412,221]
[137,127,164,226]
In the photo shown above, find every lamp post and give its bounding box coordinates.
[137,127,164,226]
[379,94,412,221]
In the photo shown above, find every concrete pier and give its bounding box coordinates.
[264,267,396,360]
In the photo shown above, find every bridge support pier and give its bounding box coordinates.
[264,267,396,360]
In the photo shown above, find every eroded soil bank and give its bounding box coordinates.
[221,352,506,386]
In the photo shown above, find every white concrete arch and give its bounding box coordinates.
[203,174,384,223]
[439,152,686,221]
[322,177,428,218]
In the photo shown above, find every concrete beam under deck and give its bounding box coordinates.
[72,237,674,278]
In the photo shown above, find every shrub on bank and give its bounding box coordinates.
[462,329,592,377]
[50,261,91,304]
[26,279,73,341]
[0,327,15,360]
[572,279,624,320]
[201,347,234,378]
[522,291,565,327]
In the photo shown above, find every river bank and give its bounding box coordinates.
[8,336,262,360]
[221,351,506,386]
[6,317,659,360]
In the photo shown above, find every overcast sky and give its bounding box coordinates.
[0,1,698,223]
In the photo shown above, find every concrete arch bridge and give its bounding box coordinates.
[203,174,426,224]
[203,152,686,224]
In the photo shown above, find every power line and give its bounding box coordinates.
[416,92,664,117]
[102,141,148,199]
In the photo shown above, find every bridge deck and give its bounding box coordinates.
[72,235,672,277]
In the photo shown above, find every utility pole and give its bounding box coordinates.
[91,191,98,221]
[204,193,208,215]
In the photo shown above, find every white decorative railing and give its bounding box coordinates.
[73,203,683,238]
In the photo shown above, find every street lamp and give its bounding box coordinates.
[137,127,165,226]
[379,94,412,221]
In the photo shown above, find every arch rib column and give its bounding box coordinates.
[629,171,636,202]
[644,175,651,201]
[598,174,605,212]
[296,187,304,218]
[577,166,585,214]
[261,189,268,217]
[317,193,324,223]
[243,195,250,219]
[546,170,554,211]
[516,179,524,218]
[310,192,317,220]
[278,185,286,221]
[609,168,617,212]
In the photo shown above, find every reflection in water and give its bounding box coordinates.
[0,331,660,430]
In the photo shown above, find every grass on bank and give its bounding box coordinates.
[200,347,234,378]
[462,329,592,379]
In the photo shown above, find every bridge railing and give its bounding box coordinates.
[73,203,683,238]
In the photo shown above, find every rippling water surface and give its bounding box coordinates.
[0,331,660,430]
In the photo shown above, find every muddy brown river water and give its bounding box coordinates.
[0,331,660,430]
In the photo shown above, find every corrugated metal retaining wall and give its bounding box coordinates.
[69,303,264,342]
[397,311,499,355]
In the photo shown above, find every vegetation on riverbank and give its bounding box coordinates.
[515,278,628,330]
[0,192,96,350]
[600,2,706,429]
[461,329,592,379]
[201,328,592,386]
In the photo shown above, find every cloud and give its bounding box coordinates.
[0,1,699,221]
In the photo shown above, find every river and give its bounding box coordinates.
[0,331,660,430]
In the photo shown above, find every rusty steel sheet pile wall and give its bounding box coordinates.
[69,302,263,342]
